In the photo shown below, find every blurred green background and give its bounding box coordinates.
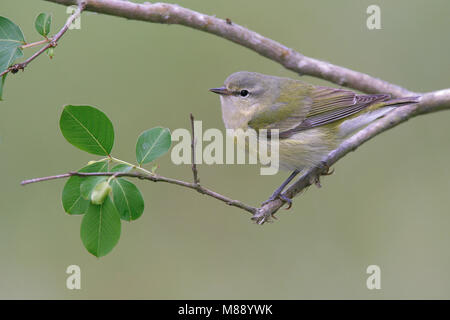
[1,0,449,299]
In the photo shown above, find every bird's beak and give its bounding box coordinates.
[209,87,232,95]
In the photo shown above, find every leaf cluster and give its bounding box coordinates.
[60,105,171,257]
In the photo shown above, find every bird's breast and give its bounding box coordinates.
[220,97,261,130]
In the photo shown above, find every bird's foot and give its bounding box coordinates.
[261,192,293,210]
[312,162,335,188]
[254,194,293,224]
[319,161,334,176]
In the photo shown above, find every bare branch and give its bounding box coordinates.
[40,1,450,113]
[42,0,417,97]
[21,173,73,185]
[190,113,199,185]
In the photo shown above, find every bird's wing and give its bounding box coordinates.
[300,86,390,131]
[247,82,314,133]
[248,85,389,138]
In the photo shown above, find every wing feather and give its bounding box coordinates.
[247,82,390,139]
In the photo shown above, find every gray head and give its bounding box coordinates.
[209,71,283,129]
[209,71,280,110]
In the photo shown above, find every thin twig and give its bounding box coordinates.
[20,39,51,49]
[190,113,199,185]
[21,173,72,184]
[21,171,257,214]
[0,1,86,77]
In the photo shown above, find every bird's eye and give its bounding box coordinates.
[240,90,249,97]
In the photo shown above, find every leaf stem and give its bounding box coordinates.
[108,156,154,176]
[21,39,51,49]
[87,157,109,165]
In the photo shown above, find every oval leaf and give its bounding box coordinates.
[35,13,52,37]
[62,161,108,215]
[0,16,25,100]
[111,178,144,221]
[60,105,114,155]
[80,197,121,257]
[136,127,171,165]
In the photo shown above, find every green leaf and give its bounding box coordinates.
[111,178,144,221]
[80,176,108,200]
[0,75,6,101]
[60,105,115,156]
[46,47,54,59]
[34,13,52,37]
[136,127,171,165]
[80,196,121,257]
[62,161,108,215]
[111,164,133,173]
[0,16,25,100]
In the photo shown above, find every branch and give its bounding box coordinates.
[0,0,86,77]
[40,1,450,112]
[44,0,415,97]
[21,114,257,216]
[190,113,199,185]
[37,0,450,223]
[21,171,257,215]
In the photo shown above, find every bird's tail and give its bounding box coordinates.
[383,96,421,107]
[337,95,420,138]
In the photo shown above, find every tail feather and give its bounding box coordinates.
[337,95,420,138]
[383,96,421,107]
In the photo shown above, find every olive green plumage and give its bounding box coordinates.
[211,71,419,171]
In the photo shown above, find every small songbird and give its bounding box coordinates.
[210,71,419,204]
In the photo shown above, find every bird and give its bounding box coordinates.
[210,71,419,206]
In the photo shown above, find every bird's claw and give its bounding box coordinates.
[319,162,334,176]
[255,192,294,224]
[279,194,293,209]
[261,193,293,210]
[311,162,335,188]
